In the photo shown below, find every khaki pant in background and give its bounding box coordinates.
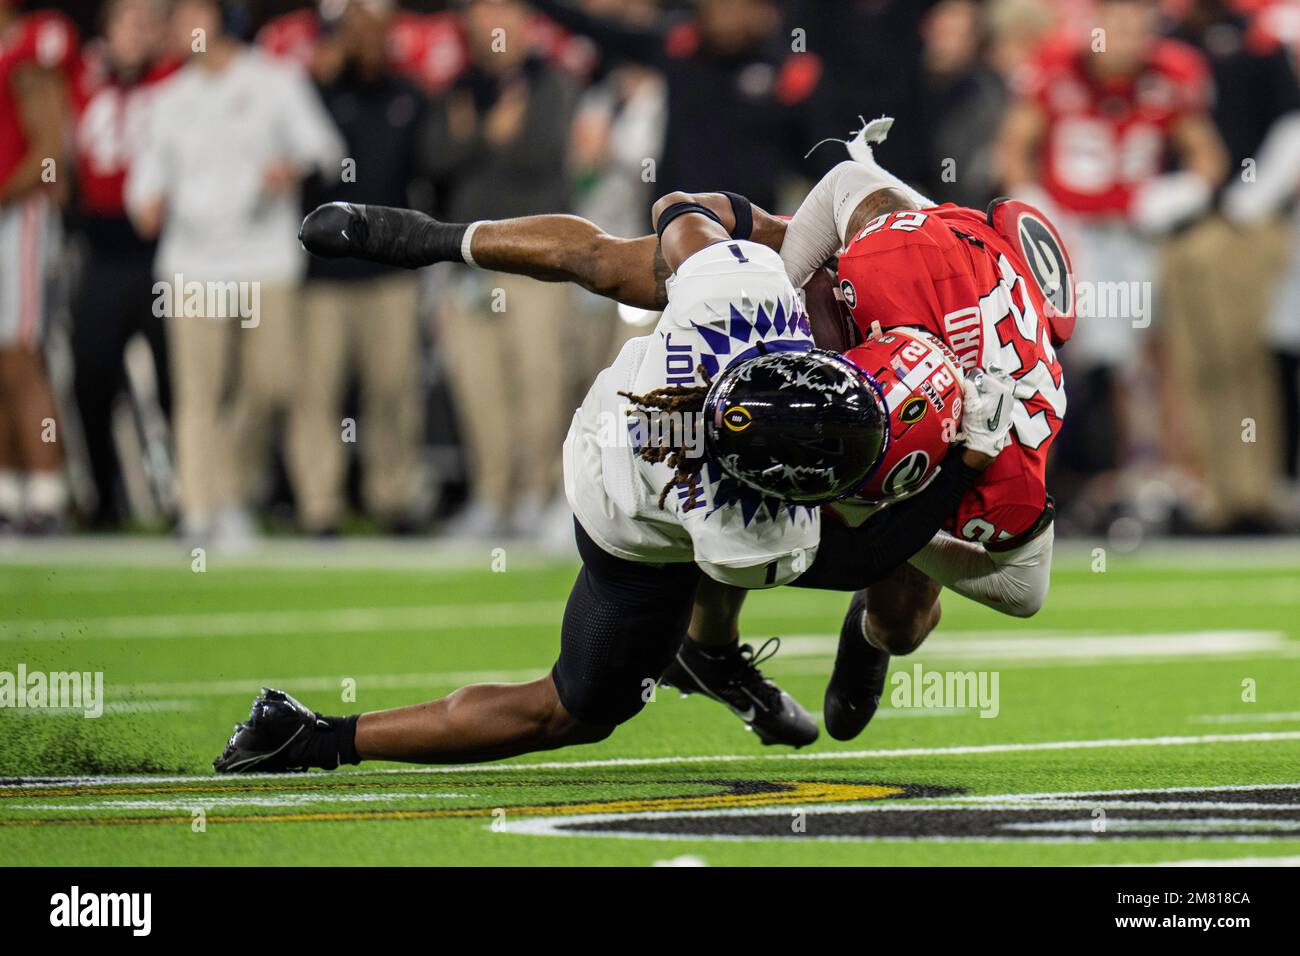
[439,270,572,517]
[168,283,301,525]
[293,273,424,531]
[1161,217,1290,526]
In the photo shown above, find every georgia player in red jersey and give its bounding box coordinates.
[761,115,1073,738]
[0,0,77,532]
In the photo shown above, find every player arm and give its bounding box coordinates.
[651,189,786,271]
[301,203,674,308]
[791,368,1021,592]
[790,449,988,591]
[653,191,733,272]
[907,525,1054,618]
[470,188,785,306]
[299,188,784,309]
[780,161,923,288]
[0,66,67,206]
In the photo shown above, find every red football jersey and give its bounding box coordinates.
[835,204,1068,545]
[0,11,78,188]
[70,45,179,217]
[1017,37,1210,217]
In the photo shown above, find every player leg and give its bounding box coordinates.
[299,192,786,312]
[300,202,669,310]
[213,521,700,771]
[659,576,819,748]
[823,563,942,741]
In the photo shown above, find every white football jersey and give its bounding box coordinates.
[563,240,820,587]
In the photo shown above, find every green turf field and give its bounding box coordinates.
[1,538,1298,866]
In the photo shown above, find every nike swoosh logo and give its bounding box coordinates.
[986,394,1005,431]
[732,705,757,722]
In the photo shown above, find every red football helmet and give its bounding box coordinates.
[841,327,966,503]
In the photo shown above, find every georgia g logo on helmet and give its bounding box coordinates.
[840,327,967,504]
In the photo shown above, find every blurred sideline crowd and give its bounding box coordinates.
[1,0,1299,548]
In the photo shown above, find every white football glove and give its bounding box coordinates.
[958,367,1022,458]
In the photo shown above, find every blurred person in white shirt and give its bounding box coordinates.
[125,0,344,545]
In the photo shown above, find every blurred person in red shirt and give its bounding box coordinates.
[68,0,178,529]
[0,0,78,533]
[997,0,1228,532]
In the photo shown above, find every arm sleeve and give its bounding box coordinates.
[529,0,669,67]
[790,452,981,591]
[780,159,934,287]
[907,524,1054,618]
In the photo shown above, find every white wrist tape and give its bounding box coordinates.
[461,220,485,268]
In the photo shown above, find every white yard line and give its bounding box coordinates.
[5,730,1298,787]
[779,631,1290,661]
[8,700,195,716]
[1190,711,1300,725]
[9,792,467,811]
[0,601,568,641]
[0,537,568,571]
[1030,579,1300,610]
[1120,855,1300,867]
[92,629,1291,701]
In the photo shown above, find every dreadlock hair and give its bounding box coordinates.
[619,364,714,512]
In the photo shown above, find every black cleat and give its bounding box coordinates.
[213,688,328,774]
[661,638,818,747]
[823,592,891,741]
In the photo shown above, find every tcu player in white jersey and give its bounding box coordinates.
[215,192,1017,771]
